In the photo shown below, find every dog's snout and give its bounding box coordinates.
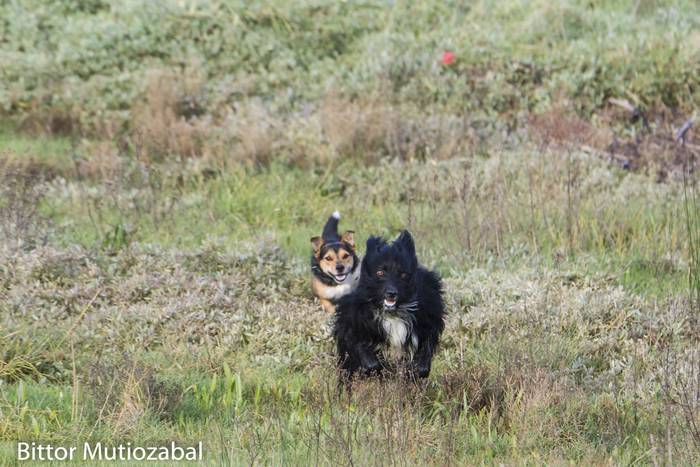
[335,264,345,272]
[385,286,398,299]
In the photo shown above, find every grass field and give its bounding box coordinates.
[1,0,700,465]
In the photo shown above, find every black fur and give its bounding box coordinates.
[322,214,341,243]
[333,230,445,380]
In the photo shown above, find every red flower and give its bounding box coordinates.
[440,51,456,66]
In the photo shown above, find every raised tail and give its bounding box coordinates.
[322,210,341,243]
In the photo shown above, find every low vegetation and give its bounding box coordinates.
[1,0,699,465]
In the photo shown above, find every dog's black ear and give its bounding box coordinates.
[311,236,323,256]
[395,230,416,258]
[341,230,355,250]
[365,236,383,255]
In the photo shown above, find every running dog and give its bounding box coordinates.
[310,211,360,314]
[333,230,445,380]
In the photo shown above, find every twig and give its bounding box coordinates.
[609,97,648,127]
[676,115,696,145]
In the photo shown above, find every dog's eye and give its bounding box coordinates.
[341,254,349,260]
[376,270,385,277]
[324,256,333,261]
[400,272,409,280]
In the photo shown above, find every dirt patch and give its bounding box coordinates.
[530,104,698,178]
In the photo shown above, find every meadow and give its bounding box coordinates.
[1,0,700,465]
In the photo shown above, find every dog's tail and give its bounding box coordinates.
[322,210,341,243]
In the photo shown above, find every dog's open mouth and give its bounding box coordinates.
[333,273,348,283]
[383,297,397,308]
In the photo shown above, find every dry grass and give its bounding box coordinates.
[1,1,699,461]
[125,88,480,168]
[84,356,181,436]
[1,107,698,462]
[663,347,700,457]
[0,159,51,250]
[230,102,281,167]
[529,105,613,149]
[73,139,123,180]
[130,68,214,161]
[320,95,394,163]
[529,104,700,178]
[320,95,475,165]
[1,234,698,462]
[16,88,693,177]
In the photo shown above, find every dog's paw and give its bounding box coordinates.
[409,362,430,379]
[416,365,430,378]
[362,360,382,376]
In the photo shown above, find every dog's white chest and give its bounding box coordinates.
[324,281,352,300]
[381,315,418,360]
[382,316,408,350]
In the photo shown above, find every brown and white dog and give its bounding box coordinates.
[310,211,360,313]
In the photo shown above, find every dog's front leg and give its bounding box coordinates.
[355,343,381,376]
[413,342,434,378]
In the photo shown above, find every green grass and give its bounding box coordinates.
[2,0,700,465]
[0,122,73,171]
[1,0,698,138]
[3,141,699,463]
[38,150,690,298]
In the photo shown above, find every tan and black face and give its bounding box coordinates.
[311,231,356,284]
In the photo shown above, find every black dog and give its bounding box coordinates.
[333,230,445,380]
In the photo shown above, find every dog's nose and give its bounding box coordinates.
[336,264,345,272]
[385,286,398,299]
